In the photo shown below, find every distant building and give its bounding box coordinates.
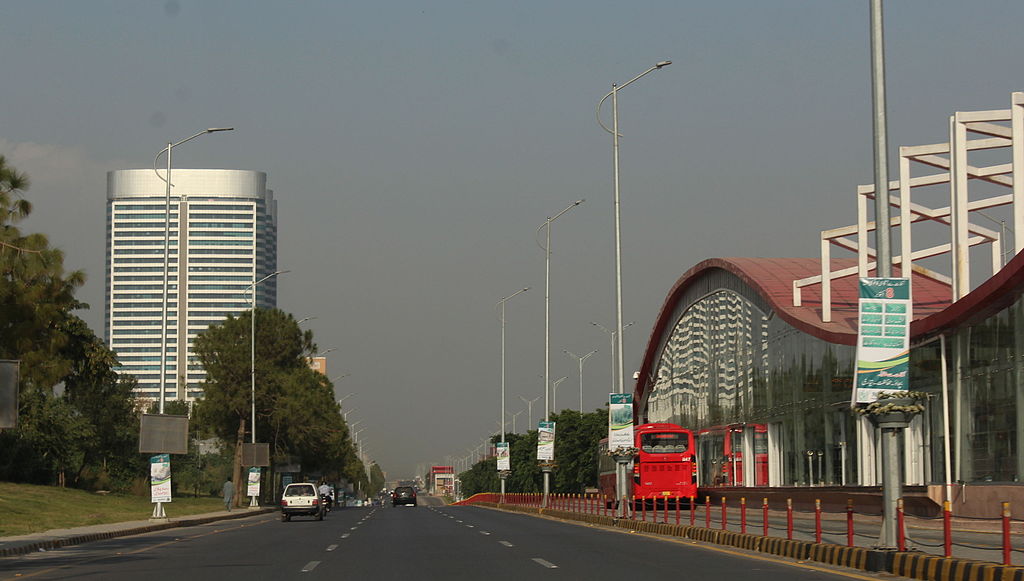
[308,356,327,375]
[105,169,278,402]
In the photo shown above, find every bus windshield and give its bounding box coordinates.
[640,432,689,453]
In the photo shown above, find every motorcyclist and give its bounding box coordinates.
[318,481,333,511]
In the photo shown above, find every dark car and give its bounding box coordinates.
[392,486,417,506]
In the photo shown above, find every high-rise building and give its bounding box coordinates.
[105,169,278,402]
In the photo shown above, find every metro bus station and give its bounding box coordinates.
[632,92,1024,519]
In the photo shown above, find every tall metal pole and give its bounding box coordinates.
[159,141,171,415]
[538,201,583,418]
[870,0,899,549]
[245,269,286,508]
[871,0,892,277]
[565,349,597,412]
[597,61,670,519]
[497,287,528,502]
[153,127,233,416]
[498,288,529,443]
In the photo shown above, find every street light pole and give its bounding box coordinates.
[538,201,583,419]
[598,60,670,518]
[597,61,670,396]
[551,376,568,414]
[244,269,287,508]
[519,395,540,429]
[153,127,233,414]
[497,286,529,502]
[593,321,634,396]
[565,349,598,411]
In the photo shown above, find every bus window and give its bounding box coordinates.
[641,432,690,453]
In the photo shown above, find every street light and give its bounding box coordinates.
[297,316,316,325]
[592,321,635,395]
[596,61,670,396]
[551,376,568,414]
[496,286,529,501]
[338,391,355,404]
[537,201,584,417]
[342,408,358,422]
[153,127,234,413]
[243,268,287,508]
[519,395,541,429]
[507,410,523,434]
[564,349,598,411]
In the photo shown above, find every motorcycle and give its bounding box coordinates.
[320,493,333,512]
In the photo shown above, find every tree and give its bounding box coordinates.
[194,308,361,505]
[369,463,386,496]
[0,157,140,489]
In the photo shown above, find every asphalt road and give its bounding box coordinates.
[0,498,890,581]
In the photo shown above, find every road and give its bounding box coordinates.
[0,496,887,580]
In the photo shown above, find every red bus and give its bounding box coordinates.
[696,423,768,487]
[598,423,697,506]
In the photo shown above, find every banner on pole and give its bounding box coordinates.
[496,442,510,471]
[608,393,634,450]
[150,454,171,503]
[536,421,555,461]
[247,467,261,497]
[854,277,911,404]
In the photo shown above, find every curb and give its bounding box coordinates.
[472,502,1023,581]
[0,508,276,559]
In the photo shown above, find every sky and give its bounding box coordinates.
[3,0,1024,479]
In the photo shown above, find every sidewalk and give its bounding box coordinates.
[0,507,276,559]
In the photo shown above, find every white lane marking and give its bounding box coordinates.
[479,531,491,535]
[499,541,514,547]
[456,520,463,523]
[350,526,359,530]
[302,561,321,572]
[466,525,475,528]
[341,533,350,539]
[326,544,338,552]
[532,558,558,569]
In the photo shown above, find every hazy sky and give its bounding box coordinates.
[3,1,1024,479]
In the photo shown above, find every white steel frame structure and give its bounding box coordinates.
[793,92,1024,322]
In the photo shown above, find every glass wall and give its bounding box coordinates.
[645,267,1024,486]
[645,268,859,486]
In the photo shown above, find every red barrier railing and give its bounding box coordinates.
[467,490,1018,567]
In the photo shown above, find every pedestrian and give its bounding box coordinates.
[222,477,234,511]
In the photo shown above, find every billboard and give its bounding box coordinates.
[139,414,189,455]
[496,442,510,471]
[608,393,634,450]
[854,278,911,403]
[536,421,555,461]
[0,360,19,429]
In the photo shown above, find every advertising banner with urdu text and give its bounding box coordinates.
[150,454,171,503]
[608,393,634,450]
[247,467,261,497]
[496,442,510,471]
[536,421,555,461]
[854,277,911,404]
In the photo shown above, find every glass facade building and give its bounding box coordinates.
[635,256,1024,514]
[105,169,278,402]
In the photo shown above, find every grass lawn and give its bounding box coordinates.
[0,482,228,537]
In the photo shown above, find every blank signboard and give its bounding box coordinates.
[139,414,189,454]
[0,360,18,429]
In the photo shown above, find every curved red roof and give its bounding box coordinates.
[632,254,1024,403]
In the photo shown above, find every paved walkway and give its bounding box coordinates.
[0,507,275,558]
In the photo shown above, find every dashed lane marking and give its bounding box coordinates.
[341,533,350,539]
[499,541,514,547]
[532,558,558,569]
[301,561,321,572]
[479,531,491,535]
[326,544,338,551]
